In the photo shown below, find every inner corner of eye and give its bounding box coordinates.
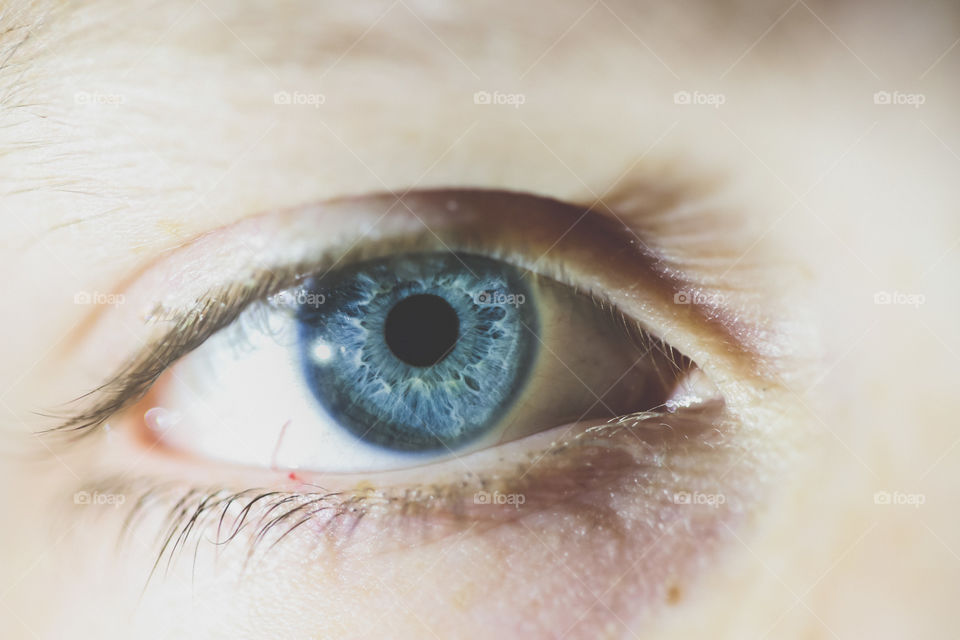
[140,250,717,474]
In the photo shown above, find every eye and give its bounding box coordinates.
[146,248,690,472]
[52,188,750,629]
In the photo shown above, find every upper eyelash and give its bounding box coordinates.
[43,234,690,440]
[43,271,296,438]
[41,184,755,440]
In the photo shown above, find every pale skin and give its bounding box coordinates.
[0,0,958,638]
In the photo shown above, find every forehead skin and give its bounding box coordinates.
[1,0,959,638]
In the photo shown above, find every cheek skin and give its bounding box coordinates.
[61,402,778,639]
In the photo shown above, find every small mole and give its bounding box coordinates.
[666,584,683,605]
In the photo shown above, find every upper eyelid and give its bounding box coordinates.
[124,186,742,337]
[45,188,761,437]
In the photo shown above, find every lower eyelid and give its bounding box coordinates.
[81,399,733,557]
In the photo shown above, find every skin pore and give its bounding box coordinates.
[1,0,959,638]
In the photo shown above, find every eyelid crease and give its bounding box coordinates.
[42,188,761,439]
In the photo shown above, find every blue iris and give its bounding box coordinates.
[295,252,538,452]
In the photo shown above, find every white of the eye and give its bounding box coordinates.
[147,303,461,473]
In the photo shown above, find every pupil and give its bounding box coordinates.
[384,294,460,367]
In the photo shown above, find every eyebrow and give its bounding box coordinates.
[0,0,61,86]
[3,0,940,123]
[4,0,957,119]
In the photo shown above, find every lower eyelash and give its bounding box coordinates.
[74,403,726,588]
